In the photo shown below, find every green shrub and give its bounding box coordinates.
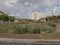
[47,27,56,33]
[14,26,41,34]
[0,27,8,34]
[13,25,56,34]
[48,22,56,27]
[38,26,56,33]
[40,26,47,31]
[14,26,24,34]
[24,26,33,34]
[14,26,30,34]
[33,27,41,34]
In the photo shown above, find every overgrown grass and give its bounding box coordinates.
[0,27,8,34]
[0,22,56,34]
[13,25,56,34]
[48,22,56,27]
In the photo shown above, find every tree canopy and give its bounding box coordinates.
[0,11,16,22]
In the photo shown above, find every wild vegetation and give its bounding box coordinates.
[0,11,16,22]
[0,11,60,34]
[0,22,56,34]
[13,25,56,34]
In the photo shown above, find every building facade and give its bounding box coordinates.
[30,12,41,20]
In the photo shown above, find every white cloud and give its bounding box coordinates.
[5,1,13,7]
[53,6,57,12]
[25,2,30,6]
[5,0,18,8]
[10,0,18,4]
[0,0,60,18]
[54,6,60,15]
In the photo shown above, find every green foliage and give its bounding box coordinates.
[0,15,6,20]
[13,25,56,34]
[46,27,56,33]
[0,27,8,34]
[0,11,16,22]
[48,22,56,27]
[3,15,9,21]
[39,26,56,33]
[46,15,60,21]
[0,11,9,21]
[33,27,41,34]
[14,26,32,34]
[57,15,60,19]
[14,26,23,34]
[8,16,16,22]
[0,23,56,34]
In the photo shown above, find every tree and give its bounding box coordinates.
[3,15,9,21]
[8,16,16,22]
[0,11,9,21]
[0,11,16,22]
[57,15,60,19]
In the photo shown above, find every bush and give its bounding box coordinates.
[13,25,56,34]
[14,26,24,34]
[47,27,56,33]
[0,27,8,34]
[14,26,41,34]
[33,27,41,34]
[14,26,31,34]
[48,22,56,27]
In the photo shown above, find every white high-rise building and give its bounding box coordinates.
[29,12,41,20]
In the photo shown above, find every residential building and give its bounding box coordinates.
[30,12,41,20]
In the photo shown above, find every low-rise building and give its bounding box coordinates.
[30,12,41,20]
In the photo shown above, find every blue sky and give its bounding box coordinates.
[0,0,60,18]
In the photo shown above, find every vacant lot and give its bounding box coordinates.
[0,22,57,33]
[0,22,60,39]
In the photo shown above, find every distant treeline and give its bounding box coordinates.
[46,15,60,20]
[0,11,60,22]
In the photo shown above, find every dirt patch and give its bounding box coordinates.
[0,34,60,39]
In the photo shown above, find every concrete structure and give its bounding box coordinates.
[14,17,18,22]
[14,15,18,22]
[30,12,41,20]
[39,18,47,23]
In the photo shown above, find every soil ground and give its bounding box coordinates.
[0,22,60,39]
[0,34,60,39]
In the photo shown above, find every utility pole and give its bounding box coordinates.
[52,9,54,16]
[51,8,54,22]
[52,7,57,22]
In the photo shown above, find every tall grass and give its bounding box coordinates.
[0,27,8,34]
[0,23,56,34]
[13,25,56,34]
[48,22,56,27]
